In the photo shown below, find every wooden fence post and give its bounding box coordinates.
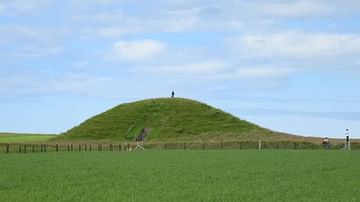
[165,143,168,150]
[6,144,9,154]
[85,144,87,151]
[294,142,297,150]
[56,144,59,152]
[184,143,186,150]
[118,144,121,151]
[19,145,22,153]
[89,144,92,152]
[71,144,73,151]
[202,143,205,150]
[239,142,242,150]
[32,145,35,153]
[110,144,113,151]
[24,145,26,153]
[44,145,47,152]
[79,144,81,151]
[67,144,70,151]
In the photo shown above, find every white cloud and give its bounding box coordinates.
[73,11,202,37]
[0,0,51,15]
[231,32,360,58]
[97,27,127,38]
[140,61,293,81]
[153,17,200,32]
[53,74,112,94]
[228,67,293,79]
[72,11,127,24]
[16,45,63,58]
[65,1,360,40]
[0,25,62,58]
[0,26,48,42]
[258,1,333,18]
[92,0,118,4]
[0,73,113,96]
[146,61,226,75]
[69,2,250,38]
[107,39,167,61]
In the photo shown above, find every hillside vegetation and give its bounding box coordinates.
[59,98,298,142]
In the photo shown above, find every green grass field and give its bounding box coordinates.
[0,150,359,201]
[0,133,55,143]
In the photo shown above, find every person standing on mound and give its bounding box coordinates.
[171,91,175,98]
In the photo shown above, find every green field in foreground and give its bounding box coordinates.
[0,133,55,143]
[0,150,359,202]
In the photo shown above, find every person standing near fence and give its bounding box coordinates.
[322,137,330,149]
[345,129,350,150]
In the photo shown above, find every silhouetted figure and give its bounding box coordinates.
[171,91,175,98]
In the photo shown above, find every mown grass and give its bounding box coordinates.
[0,133,56,143]
[0,150,359,201]
[60,98,302,142]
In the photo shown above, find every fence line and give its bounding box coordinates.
[1,141,359,154]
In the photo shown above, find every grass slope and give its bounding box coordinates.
[0,133,55,143]
[0,151,359,201]
[59,98,291,142]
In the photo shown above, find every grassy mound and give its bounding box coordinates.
[59,98,292,142]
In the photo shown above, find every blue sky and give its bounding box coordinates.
[0,0,359,138]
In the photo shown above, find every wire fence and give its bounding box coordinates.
[1,141,359,154]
